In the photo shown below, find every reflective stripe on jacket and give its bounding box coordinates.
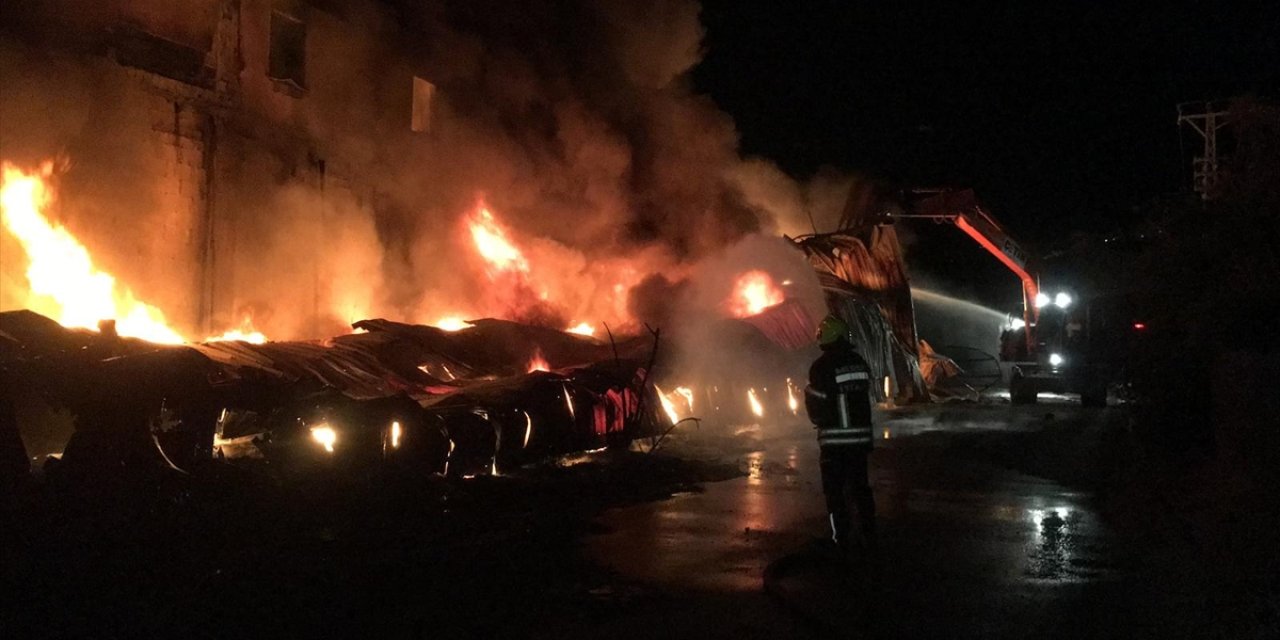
[805,342,874,450]
[816,427,873,446]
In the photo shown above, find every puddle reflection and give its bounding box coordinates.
[1026,507,1080,580]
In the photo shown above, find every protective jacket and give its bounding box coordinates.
[805,343,873,449]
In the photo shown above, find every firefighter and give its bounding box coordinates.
[805,314,876,555]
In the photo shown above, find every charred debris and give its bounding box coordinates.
[0,311,677,486]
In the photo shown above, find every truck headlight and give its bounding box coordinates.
[1035,292,1051,308]
[1048,353,1064,367]
[311,424,337,453]
[1054,292,1072,309]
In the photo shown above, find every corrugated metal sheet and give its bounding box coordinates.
[739,299,818,351]
[794,225,928,402]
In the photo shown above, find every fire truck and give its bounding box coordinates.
[898,189,1134,406]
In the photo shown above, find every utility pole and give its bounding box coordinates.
[1177,101,1230,199]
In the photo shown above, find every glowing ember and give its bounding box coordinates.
[1,162,185,344]
[432,316,469,332]
[727,270,785,318]
[562,382,576,419]
[787,378,799,415]
[206,317,267,344]
[654,384,680,425]
[310,424,337,453]
[469,206,528,275]
[527,348,551,373]
[747,388,765,418]
[566,322,595,336]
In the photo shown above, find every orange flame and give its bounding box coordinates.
[787,378,799,415]
[674,386,694,413]
[469,206,528,276]
[527,348,550,373]
[566,322,595,336]
[1,162,185,344]
[206,317,267,344]
[727,270,785,318]
[654,384,680,425]
[458,205,643,335]
[432,316,469,332]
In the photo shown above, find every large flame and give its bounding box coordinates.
[1,162,185,344]
[727,270,785,318]
[457,205,651,335]
[469,207,528,276]
[5,161,788,349]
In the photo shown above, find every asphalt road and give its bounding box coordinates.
[8,397,1271,638]
[568,399,1249,639]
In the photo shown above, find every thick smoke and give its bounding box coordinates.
[390,0,769,251]
[373,0,840,331]
[1,0,846,341]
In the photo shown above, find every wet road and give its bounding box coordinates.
[576,400,1147,639]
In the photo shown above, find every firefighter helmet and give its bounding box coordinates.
[816,314,849,346]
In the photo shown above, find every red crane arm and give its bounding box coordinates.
[953,213,1040,315]
[901,189,1041,323]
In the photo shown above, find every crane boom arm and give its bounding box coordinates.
[951,212,1039,311]
[898,189,1041,322]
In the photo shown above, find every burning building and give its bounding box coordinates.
[0,1,933,483]
[1,0,823,341]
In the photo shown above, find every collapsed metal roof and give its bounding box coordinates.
[793,223,928,402]
[0,311,658,402]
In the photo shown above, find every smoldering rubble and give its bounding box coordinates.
[0,310,689,485]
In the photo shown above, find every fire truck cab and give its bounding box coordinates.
[1002,288,1104,406]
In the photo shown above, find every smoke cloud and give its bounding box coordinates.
[0,0,851,341]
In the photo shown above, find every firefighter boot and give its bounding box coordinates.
[828,510,854,554]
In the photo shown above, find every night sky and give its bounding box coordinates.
[693,1,1280,244]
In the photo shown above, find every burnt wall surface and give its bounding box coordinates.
[0,0,433,337]
[3,0,814,344]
